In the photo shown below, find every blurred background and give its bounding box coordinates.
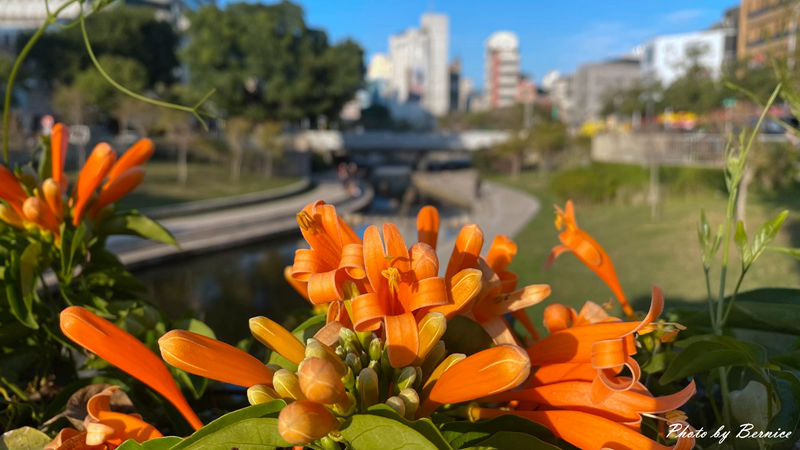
[2,0,799,341]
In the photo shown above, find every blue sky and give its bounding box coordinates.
[295,0,737,87]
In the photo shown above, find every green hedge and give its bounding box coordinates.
[550,163,724,202]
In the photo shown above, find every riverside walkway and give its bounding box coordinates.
[109,174,372,269]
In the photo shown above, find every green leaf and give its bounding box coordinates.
[750,210,788,264]
[770,246,800,259]
[441,415,556,449]
[0,427,52,450]
[17,241,41,329]
[175,318,216,339]
[170,401,286,450]
[660,335,767,384]
[365,404,453,450]
[97,210,177,246]
[471,431,560,450]
[176,417,287,449]
[340,414,440,449]
[442,316,494,355]
[734,220,750,264]
[116,437,183,450]
[292,313,326,341]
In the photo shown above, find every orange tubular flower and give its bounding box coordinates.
[51,123,69,192]
[527,287,665,402]
[548,200,634,318]
[159,329,274,388]
[60,307,203,430]
[468,407,695,450]
[424,216,550,345]
[72,143,116,225]
[106,138,154,183]
[289,201,366,324]
[419,345,530,416]
[43,178,64,221]
[352,224,449,367]
[89,167,145,218]
[0,164,27,216]
[23,197,59,234]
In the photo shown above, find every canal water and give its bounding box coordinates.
[134,197,468,344]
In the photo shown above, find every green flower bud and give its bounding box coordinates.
[360,351,370,369]
[415,312,447,364]
[341,366,355,391]
[385,396,406,417]
[345,352,362,374]
[356,331,374,350]
[306,338,347,376]
[398,388,419,419]
[247,384,280,405]
[273,369,306,401]
[335,345,346,359]
[368,337,382,361]
[339,327,362,353]
[357,367,379,410]
[368,360,380,372]
[395,367,417,393]
[420,341,446,380]
[319,436,339,450]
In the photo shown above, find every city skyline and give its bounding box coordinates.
[299,0,736,86]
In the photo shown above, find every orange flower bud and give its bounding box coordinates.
[89,167,145,218]
[414,312,446,364]
[50,123,68,191]
[431,268,482,318]
[42,178,63,221]
[410,242,438,280]
[72,143,116,225]
[249,316,306,365]
[158,329,274,388]
[278,400,338,445]
[543,304,575,333]
[428,345,530,405]
[106,138,154,185]
[416,205,440,249]
[23,196,59,233]
[298,357,345,404]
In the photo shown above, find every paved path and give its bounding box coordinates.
[109,174,372,269]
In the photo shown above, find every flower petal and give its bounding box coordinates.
[339,243,366,279]
[384,312,419,368]
[430,268,482,318]
[410,242,439,280]
[284,265,309,300]
[486,235,517,273]
[60,307,202,430]
[158,329,274,388]
[90,167,145,217]
[73,143,116,225]
[352,292,388,332]
[363,225,388,296]
[409,277,448,311]
[86,386,162,445]
[473,284,551,322]
[383,223,410,272]
[445,224,483,283]
[416,205,440,249]
[307,270,344,304]
[0,164,26,215]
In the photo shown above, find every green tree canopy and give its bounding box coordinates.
[180,1,364,122]
[26,5,179,88]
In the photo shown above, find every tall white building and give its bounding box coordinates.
[484,31,520,109]
[641,29,728,86]
[388,13,450,117]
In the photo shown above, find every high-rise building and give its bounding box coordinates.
[448,60,461,112]
[542,71,574,123]
[737,0,800,62]
[388,13,450,116]
[570,57,640,125]
[484,31,520,109]
[640,29,728,86]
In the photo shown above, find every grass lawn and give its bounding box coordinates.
[113,161,300,210]
[490,171,800,324]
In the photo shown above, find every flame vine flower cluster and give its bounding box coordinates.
[47,200,697,449]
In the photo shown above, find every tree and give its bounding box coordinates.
[225,117,253,182]
[254,121,283,177]
[72,55,148,116]
[26,6,179,88]
[160,110,196,186]
[180,1,364,123]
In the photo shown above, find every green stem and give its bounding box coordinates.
[79,12,214,130]
[703,267,716,329]
[2,0,80,162]
[721,267,747,325]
